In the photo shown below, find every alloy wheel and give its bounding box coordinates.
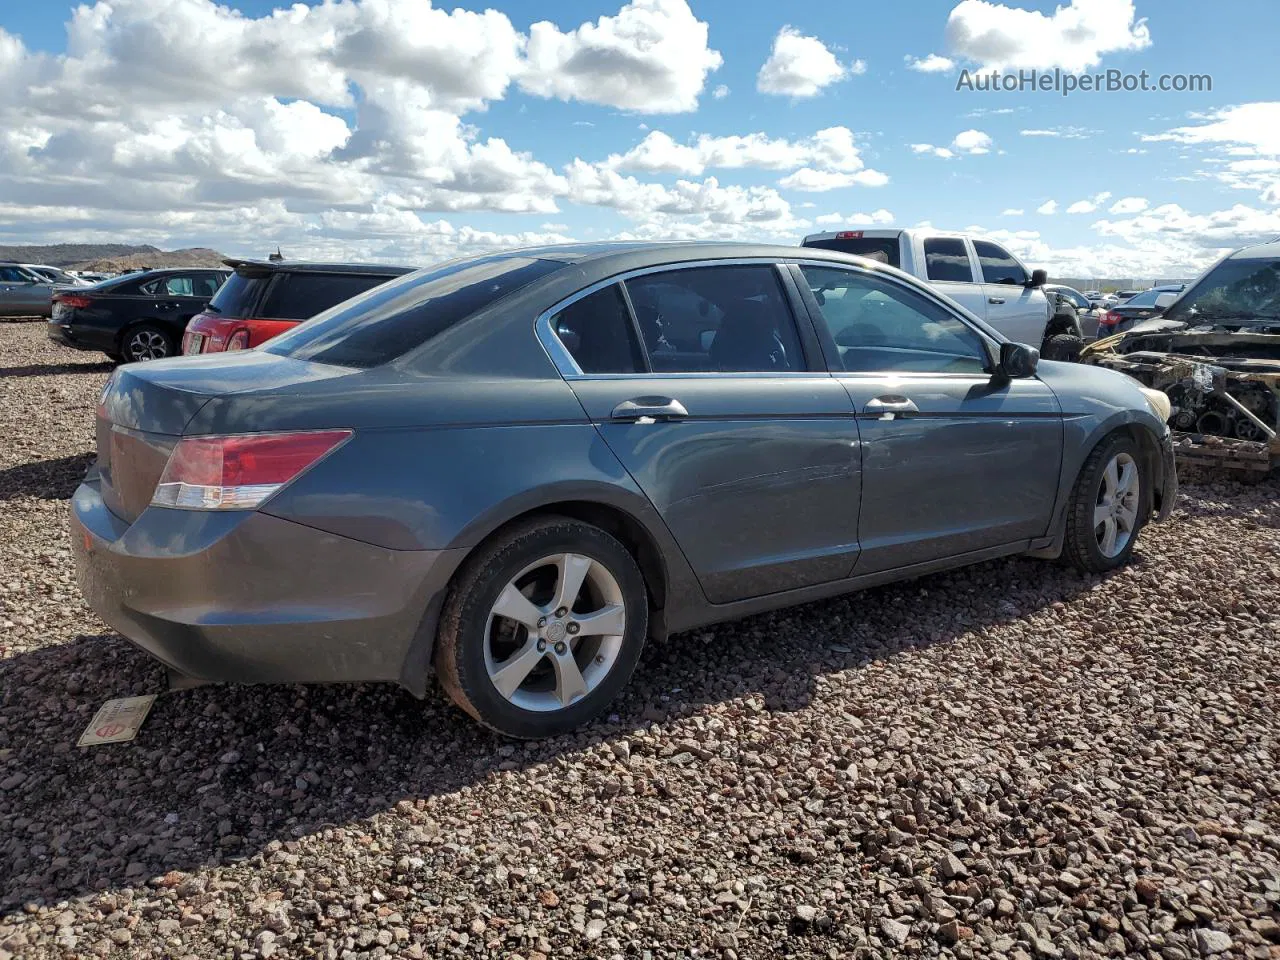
[1093,451,1140,558]
[483,552,626,713]
[126,329,170,361]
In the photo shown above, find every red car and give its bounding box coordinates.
[182,259,414,355]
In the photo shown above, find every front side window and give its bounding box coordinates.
[163,276,195,297]
[0,266,28,282]
[923,238,974,283]
[801,265,990,375]
[973,241,1029,285]
[624,265,804,373]
[1166,257,1280,322]
[551,284,644,374]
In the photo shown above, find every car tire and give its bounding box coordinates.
[1063,433,1148,573]
[121,324,175,362]
[1042,333,1085,363]
[435,516,649,739]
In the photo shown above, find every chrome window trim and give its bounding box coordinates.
[534,258,814,379]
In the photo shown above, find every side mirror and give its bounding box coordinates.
[1154,292,1178,311]
[1027,268,1048,288]
[998,341,1039,378]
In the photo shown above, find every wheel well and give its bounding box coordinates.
[468,501,669,612]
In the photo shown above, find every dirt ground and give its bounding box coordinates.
[1,320,1278,959]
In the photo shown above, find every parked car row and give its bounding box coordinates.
[70,239,1178,738]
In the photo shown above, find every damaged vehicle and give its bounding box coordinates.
[1082,239,1280,474]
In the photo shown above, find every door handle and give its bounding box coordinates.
[988,297,1006,305]
[864,395,919,420]
[611,396,689,422]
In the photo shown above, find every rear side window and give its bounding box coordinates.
[266,256,563,368]
[260,273,395,321]
[625,265,804,373]
[923,238,974,283]
[551,285,645,374]
[973,240,1028,285]
[802,236,901,268]
[206,272,270,319]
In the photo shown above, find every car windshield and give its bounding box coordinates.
[1167,256,1280,321]
[265,255,563,368]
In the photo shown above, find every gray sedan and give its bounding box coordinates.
[0,262,55,317]
[71,242,1177,738]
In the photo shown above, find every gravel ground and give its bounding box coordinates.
[1,319,1279,960]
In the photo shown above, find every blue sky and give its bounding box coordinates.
[2,0,1279,279]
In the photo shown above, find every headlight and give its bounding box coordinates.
[1139,386,1172,423]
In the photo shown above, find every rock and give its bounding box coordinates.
[938,853,969,880]
[880,919,911,945]
[795,905,817,924]
[1193,930,1232,955]
[584,919,606,940]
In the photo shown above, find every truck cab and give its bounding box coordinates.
[801,228,1075,358]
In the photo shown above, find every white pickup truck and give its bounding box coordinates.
[801,228,1083,360]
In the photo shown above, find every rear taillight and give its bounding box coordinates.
[56,294,92,309]
[151,430,352,510]
[224,329,251,351]
[1099,310,1117,329]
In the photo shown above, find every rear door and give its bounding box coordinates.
[919,236,990,321]
[792,261,1062,574]
[972,239,1049,346]
[543,261,863,604]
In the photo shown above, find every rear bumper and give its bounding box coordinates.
[47,318,114,353]
[71,477,463,688]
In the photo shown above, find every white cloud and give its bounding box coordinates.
[757,26,856,97]
[1145,103,1280,201]
[1145,102,1280,157]
[1108,196,1149,214]
[607,126,886,185]
[777,168,890,191]
[904,54,956,73]
[1065,191,1113,214]
[814,209,895,226]
[951,129,993,154]
[1036,200,1059,215]
[522,0,723,113]
[712,84,729,99]
[1019,126,1097,139]
[1001,208,1024,216]
[911,143,957,160]
[945,0,1152,71]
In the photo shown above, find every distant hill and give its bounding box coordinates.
[0,243,229,270]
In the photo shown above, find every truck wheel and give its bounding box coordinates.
[1042,333,1084,363]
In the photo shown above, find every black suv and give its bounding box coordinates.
[182,259,414,355]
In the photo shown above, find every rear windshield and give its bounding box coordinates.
[802,236,901,268]
[205,272,268,319]
[264,256,563,368]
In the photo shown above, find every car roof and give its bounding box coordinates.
[475,240,920,271]
[223,258,415,276]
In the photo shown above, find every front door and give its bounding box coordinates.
[920,236,990,321]
[972,239,1049,346]
[792,261,1063,575]
[546,262,862,604]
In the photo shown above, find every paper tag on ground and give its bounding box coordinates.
[78,695,157,746]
